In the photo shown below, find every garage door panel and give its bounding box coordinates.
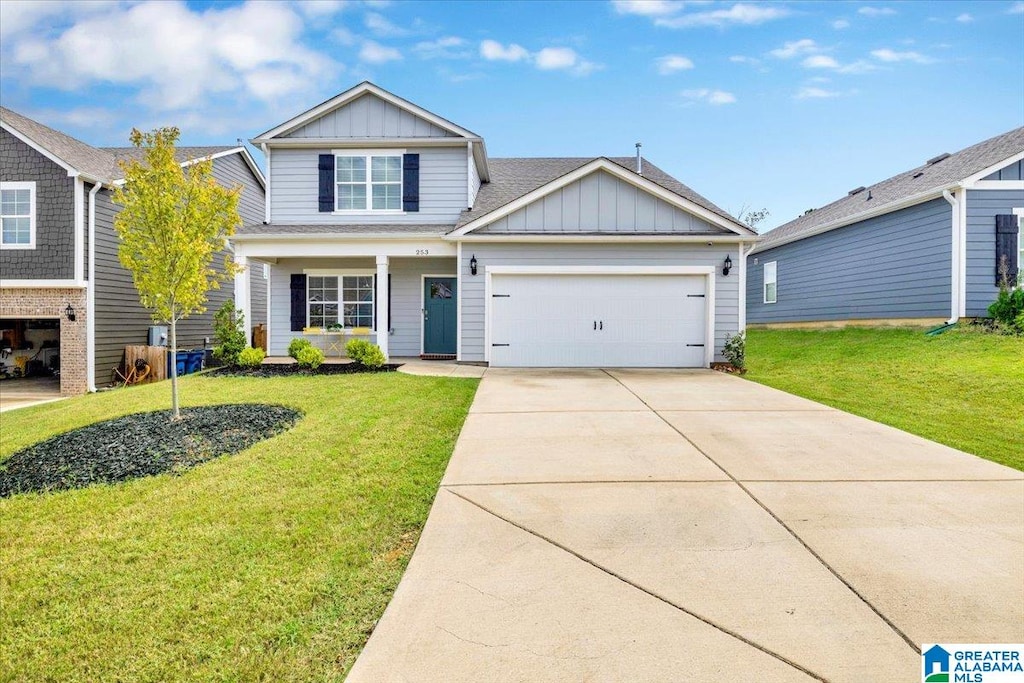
[489,274,708,368]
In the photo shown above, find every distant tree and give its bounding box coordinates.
[736,205,771,232]
[113,127,241,420]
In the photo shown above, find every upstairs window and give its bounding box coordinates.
[0,182,35,249]
[763,261,777,304]
[335,153,402,212]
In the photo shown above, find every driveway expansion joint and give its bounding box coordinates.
[445,487,829,682]
[600,369,922,655]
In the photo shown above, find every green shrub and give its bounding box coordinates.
[288,337,313,359]
[295,346,324,370]
[345,338,372,362]
[237,347,266,368]
[988,286,1024,335]
[212,300,246,366]
[723,332,746,369]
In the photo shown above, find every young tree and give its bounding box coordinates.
[113,127,241,419]
[736,205,771,232]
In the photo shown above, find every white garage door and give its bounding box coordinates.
[489,273,709,368]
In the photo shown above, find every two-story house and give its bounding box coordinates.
[0,107,267,395]
[234,81,758,368]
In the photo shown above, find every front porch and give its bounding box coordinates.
[234,250,460,361]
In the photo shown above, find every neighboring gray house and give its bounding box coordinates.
[234,81,758,368]
[747,128,1024,326]
[0,107,267,394]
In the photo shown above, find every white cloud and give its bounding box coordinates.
[611,0,682,16]
[414,36,470,59]
[1011,2,1024,14]
[331,25,358,46]
[802,54,839,69]
[0,0,115,40]
[836,60,877,74]
[359,40,402,63]
[870,48,933,63]
[795,86,842,99]
[3,1,335,110]
[656,54,695,74]
[295,0,347,18]
[769,38,820,59]
[480,39,530,62]
[681,88,736,105]
[536,47,578,70]
[857,6,896,16]
[955,12,973,22]
[363,11,408,37]
[655,3,788,28]
[832,18,850,29]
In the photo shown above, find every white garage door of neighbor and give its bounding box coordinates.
[489,273,709,368]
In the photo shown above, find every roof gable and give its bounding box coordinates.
[252,82,480,142]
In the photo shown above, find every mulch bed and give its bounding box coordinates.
[211,363,401,378]
[0,404,301,498]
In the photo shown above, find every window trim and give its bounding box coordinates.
[304,270,376,330]
[763,261,777,304]
[0,181,37,250]
[1013,208,1024,288]
[331,148,405,215]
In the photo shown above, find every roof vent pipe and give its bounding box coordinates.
[635,142,642,176]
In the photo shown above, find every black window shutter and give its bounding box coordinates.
[403,153,420,212]
[318,154,334,212]
[290,274,307,331]
[994,214,1020,286]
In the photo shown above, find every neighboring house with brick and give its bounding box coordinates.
[0,107,267,394]
[746,127,1024,327]
[233,81,757,368]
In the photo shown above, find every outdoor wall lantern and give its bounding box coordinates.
[64,304,76,322]
[722,255,732,276]
[470,254,478,276]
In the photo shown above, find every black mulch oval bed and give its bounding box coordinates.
[211,363,401,378]
[0,404,301,498]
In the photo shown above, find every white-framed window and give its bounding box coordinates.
[763,261,777,304]
[0,181,36,249]
[307,274,374,328]
[334,151,403,213]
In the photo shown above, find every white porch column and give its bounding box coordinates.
[233,254,251,345]
[376,255,390,359]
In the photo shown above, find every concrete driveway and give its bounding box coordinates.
[347,369,1024,682]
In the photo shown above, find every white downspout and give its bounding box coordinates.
[942,188,960,325]
[87,181,102,392]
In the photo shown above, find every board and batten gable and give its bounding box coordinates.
[964,188,1024,316]
[269,146,467,225]
[459,244,740,363]
[747,197,953,323]
[0,127,76,279]
[982,159,1024,181]
[281,93,460,139]
[475,170,727,234]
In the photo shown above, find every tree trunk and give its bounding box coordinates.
[169,318,180,420]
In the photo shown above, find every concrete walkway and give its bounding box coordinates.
[347,369,1024,682]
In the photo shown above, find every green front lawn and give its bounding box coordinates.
[0,372,478,682]
[745,327,1024,471]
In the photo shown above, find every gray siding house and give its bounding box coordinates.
[0,107,267,394]
[235,82,757,368]
[747,128,1024,326]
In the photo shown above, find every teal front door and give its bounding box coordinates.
[423,277,457,355]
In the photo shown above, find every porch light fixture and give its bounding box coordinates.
[64,304,76,322]
[470,254,478,276]
[722,255,732,277]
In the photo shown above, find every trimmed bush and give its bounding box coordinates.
[237,347,266,368]
[723,332,746,369]
[345,338,372,362]
[288,337,313,359]
[358,345,386,369]
[295,346,324,370]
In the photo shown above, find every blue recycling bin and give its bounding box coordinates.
[168,351,188,377]
[186,351,203,374]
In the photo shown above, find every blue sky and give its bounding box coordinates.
[1,0,1022,230]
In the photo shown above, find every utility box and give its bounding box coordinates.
[148,325,168,347]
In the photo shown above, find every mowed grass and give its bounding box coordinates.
[0,371,478,682]
[745,327,1024,471]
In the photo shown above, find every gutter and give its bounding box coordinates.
[941,188,960,325]
[86,181,102,392]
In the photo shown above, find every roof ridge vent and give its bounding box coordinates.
[926,152,950,165]
[848,186,867,196]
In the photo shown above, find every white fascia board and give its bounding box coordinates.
[486,265,716,275]
[252,82,481,142]
[450,234,755,244]
[968,180,1024,190]
[0,279,87,288]
[961,151,1024,187]
[232,232,449,242]
[750,187,949,255]
[182,147,267,188]
[255,137,482,149]
[232,237,455,259]
[1,122,80,178]
[448,158,751,237]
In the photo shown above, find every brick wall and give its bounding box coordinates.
[0,287,87,395]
